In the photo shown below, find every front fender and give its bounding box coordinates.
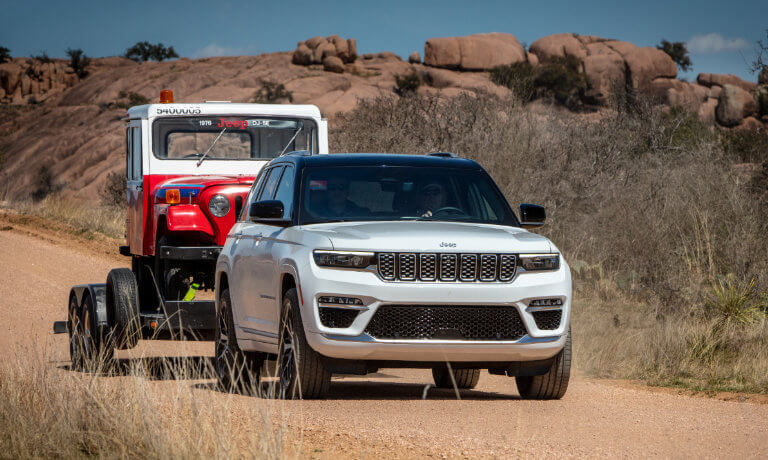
[165,205,214,236]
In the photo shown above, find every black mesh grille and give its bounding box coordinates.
[532,310,562,330]
[365,305,527,341]
[376,252,518,282]
[319,307,359,328]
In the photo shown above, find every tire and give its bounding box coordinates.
[165,266,190,301]
[516,327,572,400]
[276,288,331,399]
[69,293,113,370]
[106,268,141,350]
[68,294,85,370]
[432,367,481,389]
[215,288,260,394]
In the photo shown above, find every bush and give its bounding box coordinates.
[0,46,9,64]
[30,51,52,63]
[31,165,61,201]
[721,127,768,163]
[534,55,587,109]
[394,71,421,96]
[490,62,536,102]
[706,277,767,325]
[125,41,179,63]
[100,172,127,208]
[252,81,293,103]
[657,39,692,72]
[66,48,90,79]
[114,90,151,109]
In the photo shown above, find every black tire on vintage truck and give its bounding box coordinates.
[515,327,572,400]
[106,268,141,350]
[432,367,481,389]
[215,288,260,394]
[277,288,331,399]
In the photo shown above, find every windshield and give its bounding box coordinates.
[152,116,317,160]
[299,166,519,226]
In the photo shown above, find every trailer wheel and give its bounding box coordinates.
[68,294,85,370]
[215,288,260,394]
[106,268,141,350]
[70,293,113,370]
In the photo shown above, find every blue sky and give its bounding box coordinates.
[1,0,766,81]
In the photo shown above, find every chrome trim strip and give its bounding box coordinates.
[317,303,369,311]
[321,333,560,344]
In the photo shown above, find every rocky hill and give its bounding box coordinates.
[1,32,765,204]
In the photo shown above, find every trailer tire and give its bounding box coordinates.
[68,293,85,370]
[106,268,141,350]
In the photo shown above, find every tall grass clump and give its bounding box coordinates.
[331,91,768,393]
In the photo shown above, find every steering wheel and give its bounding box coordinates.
[182,153,203,158]
[432,206,468,217]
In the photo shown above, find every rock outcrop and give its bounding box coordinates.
[716,84,758,126]
[292,36,357,72]
[424,33,526,70]
[0,58,84,104]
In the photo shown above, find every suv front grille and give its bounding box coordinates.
[377,252,517,282]
[364,305,527,341]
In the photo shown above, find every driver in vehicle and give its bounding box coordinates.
[318,176,370,218]
[416,181,448,217]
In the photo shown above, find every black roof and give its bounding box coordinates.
[270,153,482,170]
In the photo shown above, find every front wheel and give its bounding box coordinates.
[276,288,331,399]
[516,328,572,400]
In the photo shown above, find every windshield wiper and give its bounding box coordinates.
[278,126,303,157]
[196,127,227,167]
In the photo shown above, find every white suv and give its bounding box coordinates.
[215,152,572,399]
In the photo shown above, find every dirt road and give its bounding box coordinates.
[1,223,767,458]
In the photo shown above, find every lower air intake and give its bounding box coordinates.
[531,310,562,330]
[364,305,527,341]
[319,307,359,328]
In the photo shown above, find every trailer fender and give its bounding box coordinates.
[71,284,108,326]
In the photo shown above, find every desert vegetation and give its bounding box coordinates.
[657,40,692,72]
[66,48,91,79]
[331,91,768,393]
[125,41,179,63]
[252,81,293,103]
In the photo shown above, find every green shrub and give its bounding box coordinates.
[114,91,151,109]
[125,42,178,63]
[100,172,126,208]
[721,127,768,163]
[490,62,536,102]
[31,51,52,63]
[657,39,692,72]
[31,165,61,201]
[394,71,421,96]
[534,55,587,109]
[0,46,10,64]
[252,81,293,103]
[66,48,90,79]
[706,277,767,325]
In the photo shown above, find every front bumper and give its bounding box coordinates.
[300,261,572,363]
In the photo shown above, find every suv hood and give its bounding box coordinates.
[301,221,552,253]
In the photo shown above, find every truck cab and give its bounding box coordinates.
[57,92,328,362]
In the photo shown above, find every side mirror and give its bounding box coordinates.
[519,203,546,228]
[249,200,290,226]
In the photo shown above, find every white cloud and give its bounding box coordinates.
[687,33,749,54]
[191,43,259,58]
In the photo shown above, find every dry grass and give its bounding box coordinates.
[0,348,288,459]
[332,92,768,393]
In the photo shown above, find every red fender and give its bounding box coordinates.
[165,205,214,236]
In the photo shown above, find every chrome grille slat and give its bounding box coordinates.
[460,254,478,281]
[377,252,518,282]
[398,253,417,281]
[419,254,437,281]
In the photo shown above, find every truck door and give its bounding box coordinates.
[126,121,144,254]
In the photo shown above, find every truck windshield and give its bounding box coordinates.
[299,166,519,226]
[152,116,317,160]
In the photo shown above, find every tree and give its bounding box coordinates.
[124,41,179,63]
[750,29,767,84]
[66,48,91,78]
[657,40,692,72]
[0,46,10,64]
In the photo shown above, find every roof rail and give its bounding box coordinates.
[281,150,313,157]
[427,152,458,158]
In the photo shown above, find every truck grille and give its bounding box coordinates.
[531,310,562,330]
[376,252,517,282]
[364,305,527,341]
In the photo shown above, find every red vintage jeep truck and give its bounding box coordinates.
[54,90,328,365]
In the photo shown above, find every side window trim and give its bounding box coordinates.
[241,167,270,222]
[257,165,284,201]
[273,165,295,220]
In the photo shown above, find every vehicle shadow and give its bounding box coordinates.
[58,356,215,381]
[192,379,520,400]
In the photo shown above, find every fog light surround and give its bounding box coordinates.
[318,296,364,306]
[529,298,564,308]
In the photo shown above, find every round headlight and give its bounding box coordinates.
[208,194,230,217]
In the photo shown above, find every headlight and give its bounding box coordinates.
[313,250,375,268]
[208,194,230,217]
[519,254,560,271]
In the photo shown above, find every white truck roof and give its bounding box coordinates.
[126,102,322,120]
